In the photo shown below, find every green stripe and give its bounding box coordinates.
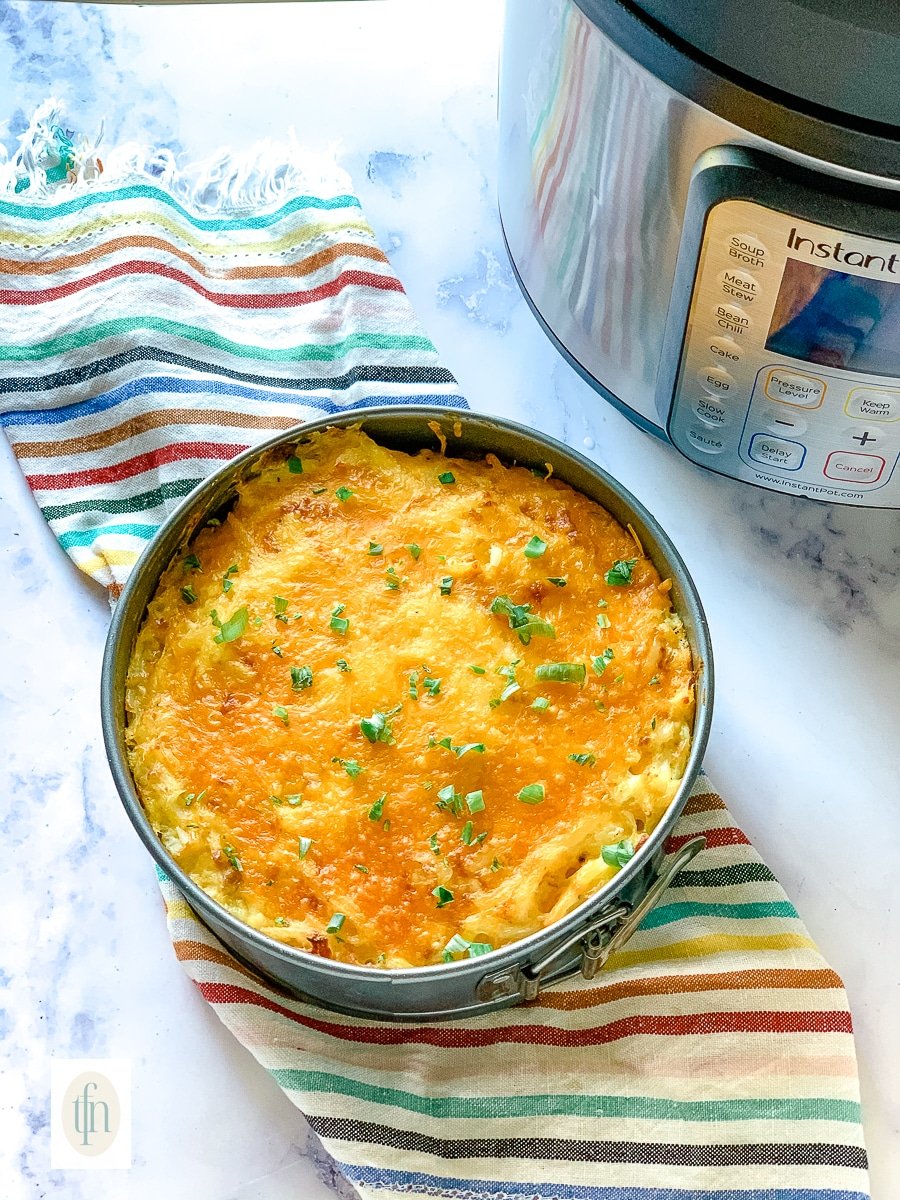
[529,7,573,151]
[0,184,359,228]
[57,522,159,549]
[639,901,800,930]
[669,862,777,888]
[42,478,199,522]
[0,322,435,364]
[269,1070,861,1124]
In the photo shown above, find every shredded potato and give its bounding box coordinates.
[126,427,694,968]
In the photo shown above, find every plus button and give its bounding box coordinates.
[852,430,877,447]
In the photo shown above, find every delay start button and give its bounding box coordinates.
[764,368,825,408]
[747,433,806,471]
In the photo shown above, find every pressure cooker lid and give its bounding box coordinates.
[581,0,900,133]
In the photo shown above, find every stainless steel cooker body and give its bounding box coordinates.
[102,407,713,1021]
[499,0,900,507]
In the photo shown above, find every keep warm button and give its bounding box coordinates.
[748,433,806,471]
[823,450,885,485]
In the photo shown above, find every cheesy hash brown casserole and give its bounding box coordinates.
[126,426,694,968]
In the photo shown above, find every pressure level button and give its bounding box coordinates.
[764,369,825,408]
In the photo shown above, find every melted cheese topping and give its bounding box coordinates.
[126,427,694,968]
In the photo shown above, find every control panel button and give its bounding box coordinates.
[713,303,751,336]
[686,425,726,454]
[694,395,728,427]
[763,368,825,408]
[823,451,885,484]
[717,268,761,303]
[842,427,884,449]
[726,233,768,269]
[747,433,806,470]
[708,336,742,365]
[764,410,808,437]
[698,365,735,393]
[846,388,900,422]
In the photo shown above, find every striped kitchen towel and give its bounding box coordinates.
[1,111,869,1200]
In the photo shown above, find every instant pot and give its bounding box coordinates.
[498,0,900,507]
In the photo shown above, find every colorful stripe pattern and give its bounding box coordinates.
[0,177,464,596]
[3,165,868,1200]
[159,779,869,1200]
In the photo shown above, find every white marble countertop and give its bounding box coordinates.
[1,2,897,1197]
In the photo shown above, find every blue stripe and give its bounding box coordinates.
[336,1167,867,1200]
[0,376,464,427]
[0,184,361,228]
[57,523,159,549]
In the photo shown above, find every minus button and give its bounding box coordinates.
[764,410,808,437]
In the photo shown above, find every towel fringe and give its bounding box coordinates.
[0,99,351,214]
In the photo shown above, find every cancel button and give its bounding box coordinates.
[748,432,806,470]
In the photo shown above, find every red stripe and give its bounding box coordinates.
[665,825,751,854]
[26,441,246,490]
[0,262,405,308]
[197,982,852,1047]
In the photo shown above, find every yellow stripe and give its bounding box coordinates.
[609,931,818,968]
[0,210,374,257]
[165,898,195,921]
[69,546,141,576]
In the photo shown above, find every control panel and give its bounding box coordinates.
[667,198,900,505]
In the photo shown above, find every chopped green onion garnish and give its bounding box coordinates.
[467,942,493,957]
[407,543,422,560]
[330,604,349,635]
[428,833,441,855]
[368,795,386,821]
[601,839,635,868]
[591,648,615,676]
[181,585,197,604]
[651,717,657,729]
[271,642,283,657]
[273,705,289,726]
[423,677,441,697]
[211,606,248,644]
[437,471,456,485]
[383,819,392,832]
[429,735,453,751]
[336,658,351,672]
[368,542,383,556]
[326,913,346,934]
[569,752,596,766]
[489,594,556,645]
[490,858,502,872]
[332,756,363,779]
[518,783,545,805]
[524,535,548,558]
[531,696,550,712]
[649,675,660,685]
[183,553,202,573]
[274,595,289,623]
[445,933,469,954]
[354,864,369,874]
[614,673,624,684]
[546,577,567,587]
[605,558,637,586]
[439,575,453,596]
[286,794,302,806]
[222,844,242,872]
[298,836,312,859]
[432,885,454,907]
[291,666,313,691]
[597,612,611,629]
[287,455,303,474]
[222,563,239,593]
[597,598,608,608]
[498,681,519,704]
[469,665,486,675]
[455,742,485,758]
[311,486,327,495]
[385,566,402,590]
[361,706,400,744]
[274,916,288,926]
[436,785,463,816]
[335,486,354,502]
[460,821,475,845]
[535,662,586,684]
[465,790,485,813]
[595,701,607,712]
[409,670,419,700]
